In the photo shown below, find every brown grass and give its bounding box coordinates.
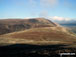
[1,27,76,42]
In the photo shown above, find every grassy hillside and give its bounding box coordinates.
[0,27,76,45]
[0,18,57,35]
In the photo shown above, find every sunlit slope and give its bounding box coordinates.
[1,27,76,42]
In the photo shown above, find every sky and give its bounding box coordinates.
[0,0,76,21]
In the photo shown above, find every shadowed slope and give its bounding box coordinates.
[0,44,76,57]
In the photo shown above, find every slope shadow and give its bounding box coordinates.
[0,44,76,57]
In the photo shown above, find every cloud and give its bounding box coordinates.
[29,0,59,8]
[40,0,59,7]
[24,17,31,19]
[49,16,71,21]
[53,16,64,21]
[39,10,48,18]
[29,0,37,7]
[28,0,59,18]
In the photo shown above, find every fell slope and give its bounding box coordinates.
[0,18,57,35]
[0,27,76,44]
[0,18,76,44]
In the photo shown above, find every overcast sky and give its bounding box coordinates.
[0,0,76,21]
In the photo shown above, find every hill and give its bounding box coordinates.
[0,18,76,57]
[60,21,76,33]
[0,18,76,44]
[0,27,76,45]
[60,20,76,26]
[0,18,57,35]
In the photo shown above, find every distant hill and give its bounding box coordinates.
[60,20,76,26]
[0,18,57,35]
[60,20,76,33]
